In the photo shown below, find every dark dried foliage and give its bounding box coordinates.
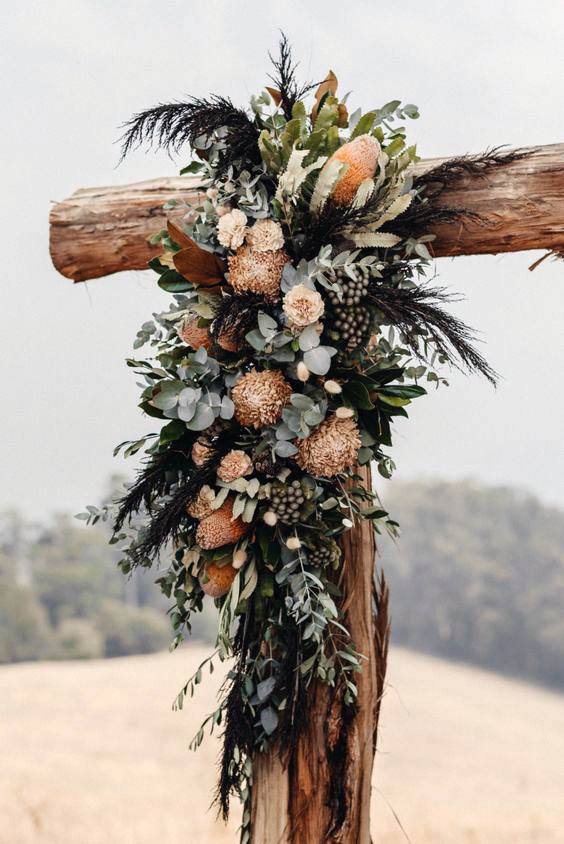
[268,32,318,120]
[368,280,498,384]
[119,96,261,176]
[211,291,277,346]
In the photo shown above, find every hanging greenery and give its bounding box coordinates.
[80,35,505,842]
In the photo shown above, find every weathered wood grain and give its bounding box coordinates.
[49,144,564,282]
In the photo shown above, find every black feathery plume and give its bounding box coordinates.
[368,281,498,384]
[118,95,261,176]
[123,428,241,565]
[113,434,196,533]
[390,147,534,240]
[210,291,278,347]
[268,32,318,120]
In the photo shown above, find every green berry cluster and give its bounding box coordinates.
[270,480,305,524]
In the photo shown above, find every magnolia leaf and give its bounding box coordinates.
[167,220,194,250]
[310,159,346,214]
[371,194,412,231]
[351,232,402,249]
[173,240,225,287]
[311,70,338,121]
[265,86,282,106]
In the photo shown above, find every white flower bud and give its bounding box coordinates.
[324,380,342,395]
[232,549,247,569]
[286,536,302,550]
[263,510,278,526]
[297,361,310,382]
[335,406,355,419]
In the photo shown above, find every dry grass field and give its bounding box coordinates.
[1,646,563,844]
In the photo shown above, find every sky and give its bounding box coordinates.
[1,0,563,519]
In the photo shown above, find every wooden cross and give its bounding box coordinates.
[49,143,564,844]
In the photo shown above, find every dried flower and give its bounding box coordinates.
[178,317,213,351]
[324,380,342,394]
[232,548,247,569]
[232,368,292,428]
[217,209,248,250]
[297,361,310,382]
[228,245,288,303]
[282,283,325,330]
[263,511,278,526]
[186,485,216,520]
[200,559,238,597]
[295,415,361,477]
[335,407,355,419]
[247,219,285,252]
[217,450,253,482]
[286,536,301,550]
[216,204,232,218]
[216,328,239,353]
[196,497,250,550]
[325,134,381,206]
[191,439,214,467]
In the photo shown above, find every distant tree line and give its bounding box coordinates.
[1,478,563,689]
[380,480,564,688]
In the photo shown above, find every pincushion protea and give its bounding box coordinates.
[228,245,288,303]
[196,497,250,550]
[231,368,292,429]
[295,415,361,477]
[325,134,381,206]
[199,559,238,597]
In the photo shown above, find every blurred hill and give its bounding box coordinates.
[380,480,564,688]
[1,479,563,690]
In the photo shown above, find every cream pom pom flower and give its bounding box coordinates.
[282,283,325,330]
[217,450,253,483]
[246,219,285,252]
[217,209,248,250]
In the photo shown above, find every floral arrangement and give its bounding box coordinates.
[81,37,507,840]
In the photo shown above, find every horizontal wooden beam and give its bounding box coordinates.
[49,144,564,282]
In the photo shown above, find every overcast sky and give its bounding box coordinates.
[2,0,563,519]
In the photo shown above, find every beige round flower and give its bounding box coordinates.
[282,283,325,330]
[232,368,292,429]
[228,245,288,303]
[191,439,214,467]
[247,219,285,252]
[295,415,360,477]
[217,450,253,483]
[187,485,216,519]
[217,209,248,250]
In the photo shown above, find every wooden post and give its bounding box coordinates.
[48,141,563,843]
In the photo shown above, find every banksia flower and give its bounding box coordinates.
[232,368,292,429]
[228,245,288,303]
[186,485,216,520]
[217,450,253,483]
[178,317,213,351]
[295,415,361,477]
[216,328,239,353]
[196,497,250,550]
[326,134,381,206]
[200,559,238,597]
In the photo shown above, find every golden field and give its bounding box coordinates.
[1,646,563,844]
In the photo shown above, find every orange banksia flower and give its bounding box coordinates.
[178,317,213,351]
[196,497,250,550]
[199,559,238,597]
[326,134,381,206]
